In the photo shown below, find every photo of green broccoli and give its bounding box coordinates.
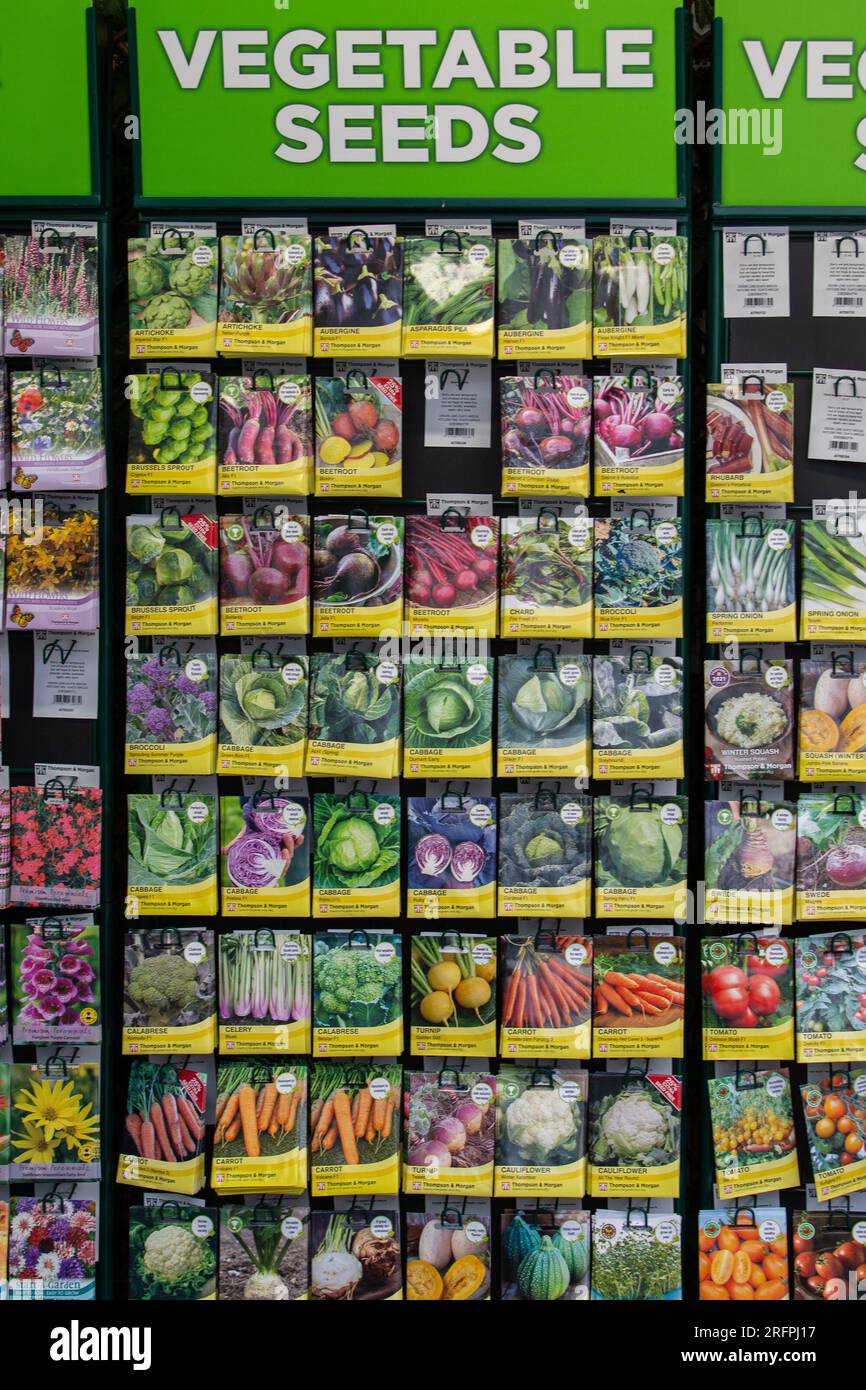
[313,933,402,1032]
[123,928,215,1031]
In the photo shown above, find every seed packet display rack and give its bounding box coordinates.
[697,19,866,1276]
[112,192,693,1299]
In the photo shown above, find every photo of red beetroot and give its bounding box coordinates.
[406,512,499,622]
[593,374,685,491]
[219,512,309,627]
[316,373,402,492]
[218,374,312,493]
[501,373,591,494]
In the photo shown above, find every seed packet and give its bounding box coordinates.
[497,790,591,918]
[592,932,685,1057]
[704,655,794,781]
[705,798,796,927]
[313,230,403,358]
[310,1206,402,1300]
[500,372,591,497]
[402,233,495,358]
[310,1062,401,1196]
[0,1064,8,1182]
[403,653,493,778]
[403,1069,495,1197]
[218,229,312,356]
[592,232,688,358]
[128,230,218,358]
[706,380,794,502]
[219,1202,309,1301]
[593,514,683,639]
[126,789,218,917]
[129,1204,216,1301]
[498,233,592,360]
[594,371,685,497]
[497,651,590,779]
[792,1208,866,1301]
[122,927,216,1055]
[312,792,400,919]
[10,914,100,1045]
[312,929,402,1055]
[800,517,866,640]
[125,642,217,774]
[707,517,796,643]
[0,787,11,913]
[407,1202,491,1301]
[501,1207,589,1302]
[218,372,313,495]
[305,649,401,779]
[795,929,866,1061]
[0,936,7,1045]
[7,1195,98,1299]
[594,794,688,920]
[219,930,311,1054]
[698,1207,789,1302]
[500,933,592,1059]
[406,512,498,638]
[10,367,105,491]
[500,513,593,638]
[219,511,309,636]
[798,654,866,780]
[11,1060,100,1178]
[220,792,310,917]
[406,794,496,920]
[588,1071,682,1198]
[796,792,866,921]
[212,1061,307,1195]
[708,1068,800,1198]
[218,647,307,777]
[494,1066,587,1197]
[125,510,217,637]
[10,784,102,908]
[126,369,216,494]
[592,650,685,779]
[0,362,8,491]
[117,1061,207,1194]
[312,512,404,638]
[591,1209,682,1301]
[315,371,402,497]
[6,495,99,632]
[801,1071,866,1201]
[410,933,497,1056]
[5,230,99,356]
[701,935,795,1061]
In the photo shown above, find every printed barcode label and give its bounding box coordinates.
[834,296,864,306]
[744,296,773,306]
[445,426,475,437]
[54,693,84,704]
[828,439,858,451]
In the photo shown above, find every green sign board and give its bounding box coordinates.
[718,0,866,209]
[0,0,96,202]
[131,0,682,204]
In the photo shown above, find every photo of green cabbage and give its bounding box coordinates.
[308,651,399,747]
[219,652,307,749]
[312,792,400,892]
[594,796,687,892]
[127,793,216,889]
[126,513,216,611]
[498,653,590,749]
[403,655,492,754]
[498,792,591,892]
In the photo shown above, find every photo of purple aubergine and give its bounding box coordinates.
[314,232,403,331]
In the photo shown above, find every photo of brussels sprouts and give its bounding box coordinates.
[127,371,216,483]
[126,513,217,611]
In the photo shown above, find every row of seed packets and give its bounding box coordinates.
[127,223,687,362]
[123,507,684,643]
[112,1055,682,1203]
[125,644,684,783]
[121,364,685,501]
